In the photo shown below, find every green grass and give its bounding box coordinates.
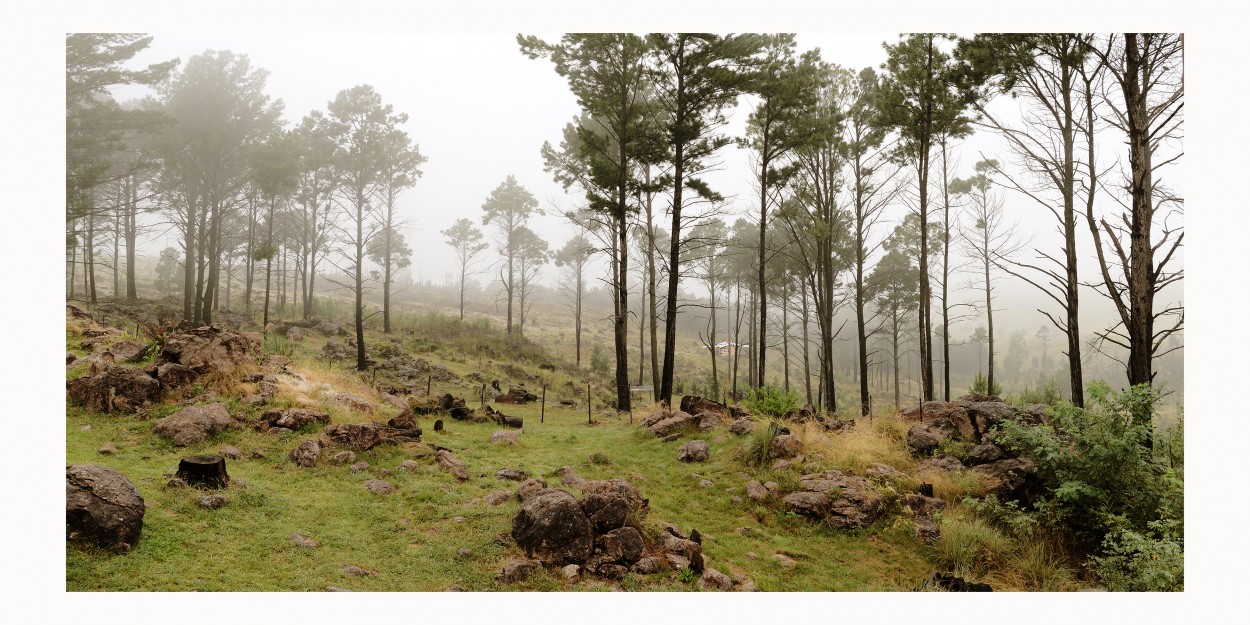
[65,305,1098,592]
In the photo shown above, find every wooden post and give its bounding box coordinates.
[587,382,591,425]
[427,375,432,397]
[480,384,486,410]
[541,384,546,424]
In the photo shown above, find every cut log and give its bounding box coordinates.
[176,455,229,489]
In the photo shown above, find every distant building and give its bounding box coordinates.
[713,341,747,356]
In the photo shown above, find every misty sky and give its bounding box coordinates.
[109,31,1181,343]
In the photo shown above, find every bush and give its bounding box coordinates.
[969,371,1002,397]
[1012,542,1074,591]
[1008,378,1062,407]
[743,386,800,418]
[1090,520,1184,591]
[589,344,610,376]
[993,382,1184,554]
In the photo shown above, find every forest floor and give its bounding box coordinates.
[65,300,1093,592]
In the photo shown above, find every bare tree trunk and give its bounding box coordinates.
[801,281,813,407]
[354,189,367,371]
[263,197,274,328]
[940,138,952,402]
[183,193,197,320]
[782,279,791,393]
[87,211,98,304]
[124,174,138,301]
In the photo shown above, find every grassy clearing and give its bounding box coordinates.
[65,309,1094,592]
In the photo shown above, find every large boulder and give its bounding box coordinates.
[728,418,754,436]
[783,491,832,518]
[768,434,803,459]
[972,458,1039,501]
[597,526,645,564]
[967,443,1006,466]
[797,470,890,529]
[261,408,330,431]
[289,439,321,467]
[900,400,965,422]
[66,365,161,413]
[322,423,382,451]
[907,417,963,456]
[580,492,630,533]
[153,403,233,446]
[918,456,966,474]
[649,411,698,438]
[679,395,741,419]
[66,465,145,553]
[512,489,595,565]
[581,479,647,520]
[677,440,710,463]
[158,326,258,375]
[155,362,198,389]
[105,340,148,363]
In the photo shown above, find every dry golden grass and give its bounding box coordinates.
[797,416,919,477]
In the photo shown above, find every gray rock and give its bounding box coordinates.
[769,434,802,459]
[491,430,520,445]
[597,526,644,564]
[633,556,661,574]
[557,466,588,489]
[363,479,394,494]
[918,456,966,474]
[728,418,755,435]
[731,496,743,505]
[436,450,469,481]
[397,460,419,472]
[498,559,535,583]
[699,567,734,591]
[677,440,710,462]
[218,445,242,460]
[66,365,162,413]
[289,439,321,467]
[698,479,714,488]
[561,564,580,580]
[914,515,940,542]
[581,491,630,533]
[485,490,513,506]
[153,403,234,446]
[342,564,371,577]
[516,478,548,501]
[649,411,697,438]
[197,494,228,509]
[66,465,145,553]
[773,553,797,569]
[745,480,768,501]
[497,467,528,481]
[783,491,832,518]
[329,451,357,465]
[865,463,900,480]
[511,489,594,565]
[349,461,370,473]
[967,443,1005,466]
[97,443,117,455]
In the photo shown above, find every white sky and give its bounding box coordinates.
[4,0,1243,621]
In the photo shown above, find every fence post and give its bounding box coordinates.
[541,384,547,424]
[587,383,591,425]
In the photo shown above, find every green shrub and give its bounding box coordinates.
[969,371,1002,396]
[589,344,610,376]
[1090,520,1184,591]
[993,382,1184,553]
[963,495,1038,539]
[1008,378,1062,407]
[744,386,800,418]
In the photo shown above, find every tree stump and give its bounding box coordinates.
[434,419,444,432]
[176,455,229,489]
[918,482,934,498]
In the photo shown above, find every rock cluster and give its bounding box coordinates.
[509,478,720,583]
[781,470,891,529]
